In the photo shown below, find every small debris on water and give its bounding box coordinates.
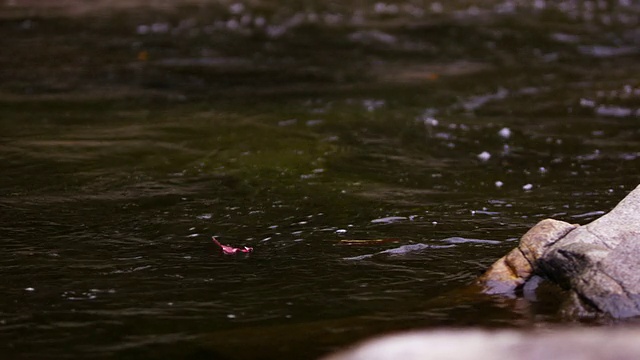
[495,180,504,188]
[212,236,254,254]
[498,127,511,139]
[523,183,533,191]
[477,151,491,161]
[336,229,347,234]
[422,117,439,127]
[580,98,596,107]
[25,287,35,292]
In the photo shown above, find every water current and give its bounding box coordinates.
[1,1,639,359]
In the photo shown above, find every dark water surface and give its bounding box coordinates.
[1,1,640,359]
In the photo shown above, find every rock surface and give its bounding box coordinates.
[322,328,640,360]
[477,218,578,294]
[479,184,640,318]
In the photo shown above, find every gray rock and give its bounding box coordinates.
[538,184,640,318]
[476,218,578,295]
[321,328,640,360]
[478,184,640,318]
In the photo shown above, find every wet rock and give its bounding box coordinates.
[480,184,640,318]
[539,184,640,318]
[477,218,577,294]
[322,328,640,360]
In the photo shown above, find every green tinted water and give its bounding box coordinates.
[1,1,639,359]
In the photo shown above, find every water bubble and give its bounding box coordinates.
[423,117,439,127]
[374,2,399,14]
[266,25,287,38]
[136,24,149,35]
[254,17,266,27]
[523,184,533,191]
[477,151,491,162]
[498,127,511,139]
[151,22,170,34]
[495,180,504,188]
[534,0,546,10]
[580,98,596,107]
[226,19,240,31]
[229,3,245,14]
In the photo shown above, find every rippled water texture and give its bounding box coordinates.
[1,1,640,359]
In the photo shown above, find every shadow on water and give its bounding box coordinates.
[1,1,640,359]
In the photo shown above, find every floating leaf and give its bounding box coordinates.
[212,236,253,254]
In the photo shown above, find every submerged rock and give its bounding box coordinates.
[479,184,640,318]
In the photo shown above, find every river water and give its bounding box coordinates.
[1,1,639,359]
